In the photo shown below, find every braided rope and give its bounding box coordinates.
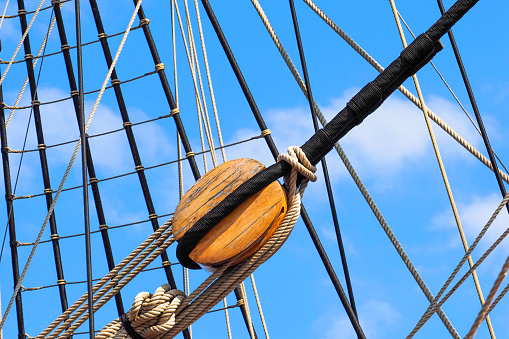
[97,286,186,339]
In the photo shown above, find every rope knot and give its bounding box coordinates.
[277,146,317,209]
[99,285,186,339]
[277,146,317,183]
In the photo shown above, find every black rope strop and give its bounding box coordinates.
[176,0,479,269]
[120,313,144,339]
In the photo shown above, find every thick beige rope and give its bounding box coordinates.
[97,285,186,339]
[92,146,315,339]
[388,2,495,338]
[35,218,172,337]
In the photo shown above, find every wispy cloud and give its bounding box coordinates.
[226,88,484,193]
[315,299,401,339]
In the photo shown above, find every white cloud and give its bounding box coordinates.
[316,300,401,339]
[432,193,509,250]
[226,88,484,191]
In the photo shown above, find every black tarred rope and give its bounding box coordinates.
[180,0,459,268]
[198,1,363,334]
[16,0,72,337]
[177,0,478,336]
[179,0,481,265]
[289,0,359,320]
[75,0,94,337]
[51,0,126,315]
[437,0,508,213]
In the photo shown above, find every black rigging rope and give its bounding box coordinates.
[437,0,509,213]
[288,0,359,320]
[177,0,481,269]
[75,0,95,336]
[0,6,57,338]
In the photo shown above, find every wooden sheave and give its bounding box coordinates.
[173,158,288,269]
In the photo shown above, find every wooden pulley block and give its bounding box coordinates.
[173,158,287,270]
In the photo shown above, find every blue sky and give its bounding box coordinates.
[1,0,509,338]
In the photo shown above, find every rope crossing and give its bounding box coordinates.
[92,146,316,339]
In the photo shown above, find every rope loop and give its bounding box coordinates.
[277,146,317,191]
[155,63,165,71]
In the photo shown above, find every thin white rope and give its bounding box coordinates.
[223,297,233,339]
[240,281,256,339]
[0,1,142,332]
[0,0,45,87]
